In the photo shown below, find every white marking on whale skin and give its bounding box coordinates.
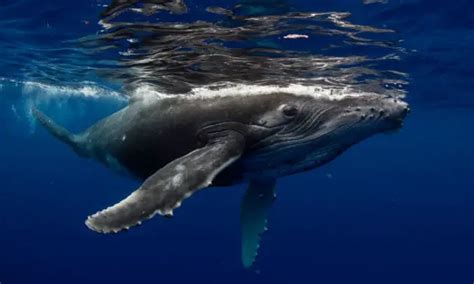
[121,135,127,141]
[130,82,405,105]
[175,164,185,171]
[163,183,172,192]
[172,173,184,188]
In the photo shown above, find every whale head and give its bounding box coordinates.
[246,92,410,176]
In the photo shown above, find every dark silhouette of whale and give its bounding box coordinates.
[34,88,409,267]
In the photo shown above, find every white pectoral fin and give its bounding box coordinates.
[85,133,245,234]
[240,178,277,268]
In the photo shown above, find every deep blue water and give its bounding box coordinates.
[1,1,473,284]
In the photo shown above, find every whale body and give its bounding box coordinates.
[34,89,409,267]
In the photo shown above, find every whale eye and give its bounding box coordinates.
[281,105,298,118]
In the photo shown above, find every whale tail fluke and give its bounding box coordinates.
[32,108,86,156]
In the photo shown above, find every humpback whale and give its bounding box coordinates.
[34,88,409,268]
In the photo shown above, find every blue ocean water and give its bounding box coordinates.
[0,1,473,284]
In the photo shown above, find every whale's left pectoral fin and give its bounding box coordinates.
[240,178,277,268]
[86,132,245,234]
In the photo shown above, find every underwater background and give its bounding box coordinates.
[0,0,473,283]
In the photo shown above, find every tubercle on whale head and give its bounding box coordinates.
[331,95,410,134]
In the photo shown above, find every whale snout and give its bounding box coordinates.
[341,96,409,131]
[380,97,410,129]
